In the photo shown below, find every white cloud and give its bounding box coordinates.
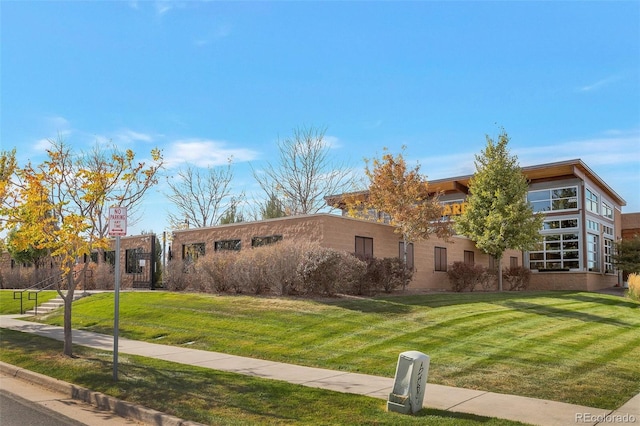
[114,129,154,144]
[514,130,640,168]
[164,139,259,169]
[577,74,621,93]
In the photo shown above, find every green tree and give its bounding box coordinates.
[6,227,49,268]
[219,200,245,224]
[455,130,543,291]
[347,147,450,290]
[261,193,286,219]
[613,236,640,275]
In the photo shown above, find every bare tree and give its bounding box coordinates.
[166,160,241,228]
[253,126,355,215]
[82,143,164,252]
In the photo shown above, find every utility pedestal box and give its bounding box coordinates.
[387,351,430,414]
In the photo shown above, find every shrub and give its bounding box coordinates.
[93,262,114,290]
[297,246,366,296]
[447,262,488,292]
[503,266,531,291]
[196,251,235,293]
[353,255,384,296]
[381,258,413,293]
[628,273,640,302]
[261,239,309,296]
[165,259,192,291]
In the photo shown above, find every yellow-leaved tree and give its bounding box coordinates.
[1,138,163,356]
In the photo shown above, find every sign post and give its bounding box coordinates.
[108,207,127,381]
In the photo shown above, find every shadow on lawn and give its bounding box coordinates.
[559,292,639,309]
[500,300,634,327]
[323,297,413,314]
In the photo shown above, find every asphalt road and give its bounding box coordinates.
[0,389,85,426]
[0,373,143,425]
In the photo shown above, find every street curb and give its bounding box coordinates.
[0,361,205,426]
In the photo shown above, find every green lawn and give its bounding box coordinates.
[0,329,528,426]
[14,290,640,409]
[0,290,59,315]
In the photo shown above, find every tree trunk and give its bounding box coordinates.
[402,236,408,291]
[497,256,503,292]
[62,269,75,357]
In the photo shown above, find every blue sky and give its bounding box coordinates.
[2,0,639,235]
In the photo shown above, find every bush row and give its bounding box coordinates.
[446,261,531,292]
[164,240,412,296]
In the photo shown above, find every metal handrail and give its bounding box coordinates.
[13,274,61,315]
[27,279,63,315]
[12,268,89,315]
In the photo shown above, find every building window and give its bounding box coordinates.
[529,233,579,270]
[510,256,518,268]
[182,243,205,262]
[604,238,614,274]
[435,247,447,272]
[527,186,578,212]
[464,250,474,265]
[104,251,116,266]
[586,188,599,214]
[215,239,241,251]
[543,218,578,230]
[355,236,373,258]
[251,235,283,247]
[489,256,497,272]
[126,248,143,274]
[603,225,614,237]
[602,202,613,220]
[399,242,414,270]
[587,220,600,232]
[587,233,599,271]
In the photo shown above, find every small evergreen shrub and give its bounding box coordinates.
[503,266,531,291]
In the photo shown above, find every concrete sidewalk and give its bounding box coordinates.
[1,315,638,426]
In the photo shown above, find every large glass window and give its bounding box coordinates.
[543,218,578,230]
[586,189,599,214]
[604,238,614,274]
[587,233,599,271]
[602,202,613,220]
[528,187,578,212]
[529,233,579,270]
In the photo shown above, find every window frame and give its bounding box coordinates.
[355,236,374,258]
[527,186,578,213]
[434,246,447,272]
[251,235,283,248]
[398,241,414,270]
[215,239,242,251]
